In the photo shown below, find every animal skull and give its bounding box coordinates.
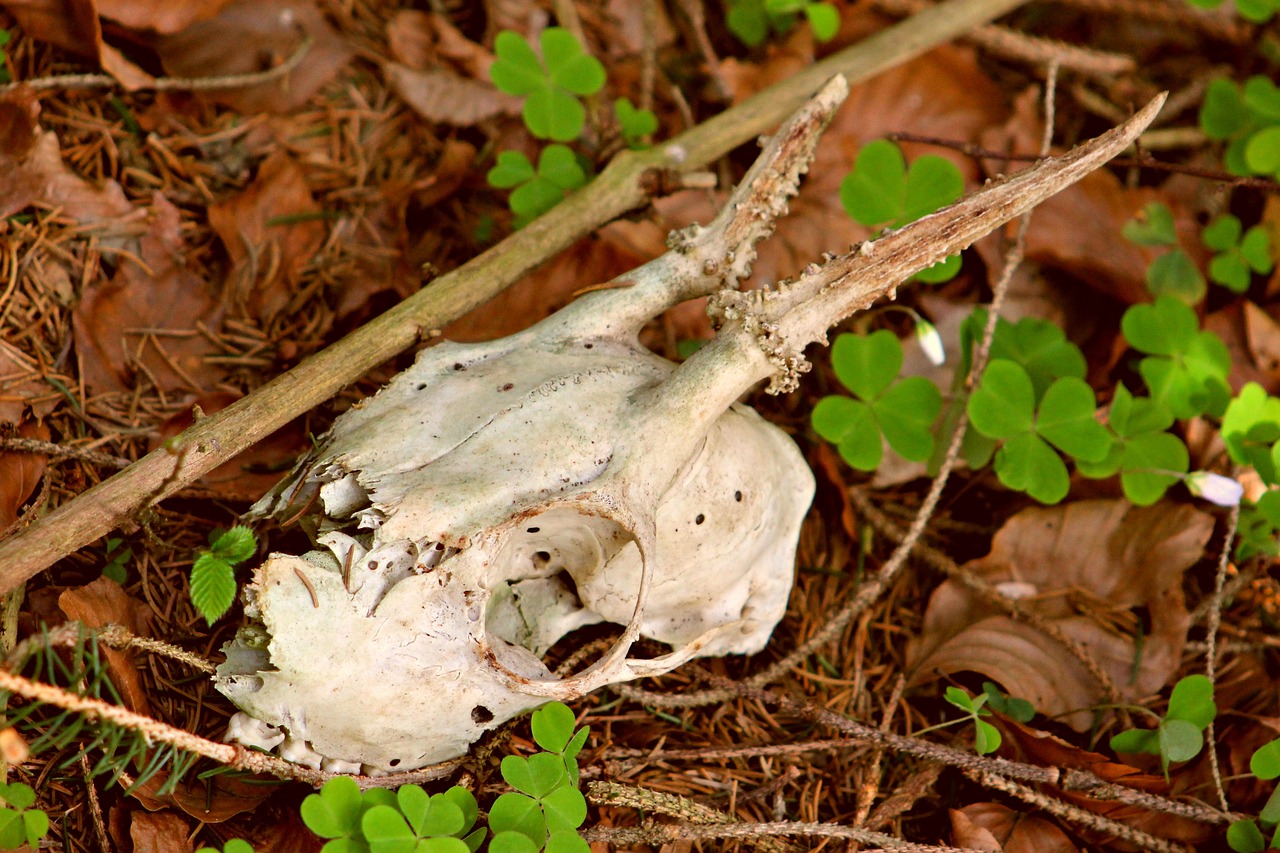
[215,78,1165,774]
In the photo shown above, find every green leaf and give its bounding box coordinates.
[490,31,545,96]
[363,806,415,853]
[1228,818,1267,853]
[1203,215,1242,251]
[1210,251,1252,293]
[1223,383,1280,484]
[1035,377,1109,462]
[726,0,770,45]
[804,2,840,40]
[419,798,465,838]
[1122,202,1177,246]
[1251,738,1280,780]
[488,792,546,841]
[830,330,902,401]
[840,140,906,228]
[544,830,591,853]
[417,838,469,853]
[1245,126,1280,176]
[488,151,536,189]
[1159,718,1204,765]
[993,316,1087,398]
[1145,249,1205,303]
[1200,78,1246,140]
[968,360,1035,439]
[1242,226,1274,273]
[1122,297,1198,356]
[563,726,588,761]
[224,841,255,853]
[461,827,485,853]
[911,252,961,283]
[614,98,658,147]
[0,811,24,851]
[541,785,588,831]
[0,785,34,811]
[542,28,605,95]
[814,397,882,471]
[995,432,1071,503]
[532,702,577,752]
[1167,674,1216,729]
[944,686,976,712]
[1261,783,1280,825]
[302,777,363,839]
[874,377,941,462]
[191,554,237,624]
[1110,728,1160,755]
[1117,432,1188,506]
[974,719,1002,755]
[1245,75,1280,121]
[439,786,479,834]
[981,682,1035,722]
[901,155,964,223]
[395,786,431,835]
[489,832,539,853]
[211,525,256,563]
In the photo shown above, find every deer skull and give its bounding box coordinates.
[214,78,1165,774]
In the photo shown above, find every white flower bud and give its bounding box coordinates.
[915,319,945,366]
[1184,471,1244,507]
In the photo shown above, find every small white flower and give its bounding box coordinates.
[1184,471,1244,507]
[915,319,945,366]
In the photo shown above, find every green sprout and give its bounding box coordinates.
[102,536,132,584]
[841,140,965,282]
[1227,738,1280,851]
[943,687,1002,755]
[1203,214,1273,293]
[0,783,48,851]
[1201,76,1280,178]
[1110,674,1216,776]
[487,145,589,228]
[1122,202,1205,303]
[190,526,257,625]
[489,28,606,142]
[1120,297,1231,420]
[1076,384,1189,506]
[980,682,1035,723]
[614,98,658,149]
[726,0,840,46]
[811,330,942,471]
[302,776,485,853]
[966,359,1110,504]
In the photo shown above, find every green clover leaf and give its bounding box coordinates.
[1222,383,1280,484]
[1204,214,1273,292]
[1122,202,1178,246]
[1122,298,1231,419]
[488,145,589,227]
[614,98,658,149]
[1077,385,1188,505]
[490,28,605,141]
[812,331,942,471]
[961,310,1087,399]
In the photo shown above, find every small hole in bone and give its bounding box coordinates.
[416,383,427,390]
[695,514,706,525]
[584,343,593,349]
[527,526,540,533]
[735,490,744,502]
[501,382,514,391]
[389,758,401,767]
[534,550,552,564]
[452,362,464,370]
[471,705,494,724]
[367,561,378,570]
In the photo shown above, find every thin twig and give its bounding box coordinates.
[1204,500,1241,813]
[0,437,131,470]
[583,818,990,851]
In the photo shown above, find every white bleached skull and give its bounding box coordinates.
[213,78,1165,775]
[216,321,814,773]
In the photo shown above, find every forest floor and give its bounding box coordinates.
[0,0,1278,850]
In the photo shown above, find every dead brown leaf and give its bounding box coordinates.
[153,0,353,113]
[386,63,522,127]
[0,420,48,531]
[0,340,58,424]
[131,770,282,823]
[58,576,151,714]
[130,810,194,853]
[0,0,157,88]
[98,0,234,34]
[208,148,324,323]
[952,803,1079,853]
[73,193,224,397]
[908,500,1212,730]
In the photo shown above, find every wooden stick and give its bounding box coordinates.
[0,0,1030,590]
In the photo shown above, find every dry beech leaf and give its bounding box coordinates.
[153,0,353,113]
[908,500,1212,730]
[73,193,224,396]
[58,576,151,714]
[97,0,234,34]
[386,9,495,79]
[0,420,47,530]
[953,803,1079,853]
[0,0,155,88]
[0,340,58,424]
[208,148,324,323]
[1245,300,1280,381]
[130,811,194,853]
[385,62,521,126]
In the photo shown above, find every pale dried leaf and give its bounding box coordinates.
[98,0,235,33]
[129,811,193,853]
[385,62,521,126]
[955,803,1080,853]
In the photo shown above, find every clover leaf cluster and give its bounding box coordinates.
[726,0,840,46]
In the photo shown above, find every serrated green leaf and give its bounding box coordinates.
[1167,674,1216,728]
[489,792,545,840]
[190,554,237,624]
[532,702,577,752]
[1145,249,1205,303]
[212,526,256,563]
[1122,202,1177,246]
[995,432,1070,503]
[1123,298,1198,356]
[302,777,363,839]
[1251,738,1280,780]
[1035,377,1109,462]
[968,360,1035,439]
[840,140,905,227]
[874,377,941,461]
[830,330,902,401]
